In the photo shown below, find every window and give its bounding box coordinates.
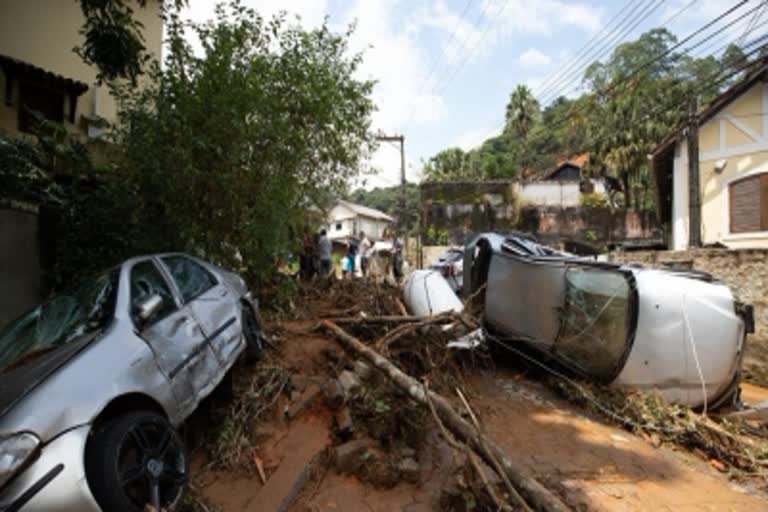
[130,261,176,322]
[18,82,64,133]
[554,268,633,381]
[729,174,768,233]
[162,256,217,303]
[336,223,342,231]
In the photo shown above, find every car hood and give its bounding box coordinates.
[0,331,101,420]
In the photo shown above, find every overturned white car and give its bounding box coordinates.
[464,233,754,409]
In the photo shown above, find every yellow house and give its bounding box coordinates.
[0,0,162,140]
[653,65,768,250]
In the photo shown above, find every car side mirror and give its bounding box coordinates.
[135,294,163,326]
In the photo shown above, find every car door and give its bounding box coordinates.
[129,259,218,417]
[160,256,242,369]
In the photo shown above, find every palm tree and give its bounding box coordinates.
[505,85,540,141]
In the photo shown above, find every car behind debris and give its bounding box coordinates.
[463,233,753,409]
[0,254,264,512]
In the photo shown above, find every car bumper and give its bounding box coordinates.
[0,425,101,512]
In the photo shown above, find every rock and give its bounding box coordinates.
[334,438,378,474]
[397,457,420,484]
[353,360,372,380]
[322,347,342,363]
[338,370,361,397]
[400,447,416,459]
[323,379,345,410]
[285,384,322,420]
[335,406,355,438]
[290,390,302,402]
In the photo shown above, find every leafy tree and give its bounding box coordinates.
[422,147,475,181]
[76,0,187,83]
[505,85,540,141]
[347,183,420,234]
[112,1,375,281]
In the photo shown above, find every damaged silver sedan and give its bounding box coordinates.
[464,233,753,409]
[0,254,264,512]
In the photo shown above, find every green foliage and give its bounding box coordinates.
[347,183,420,234]
[112,1,375,283]
[76,0,187,83]
[505,84,540,140]
[580,192,609,209]
[423,26,759,210]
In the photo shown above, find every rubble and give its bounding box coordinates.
[285,383,322,420]
[396,457,420,483]
[338,369,361,396]
[334,438,379,474]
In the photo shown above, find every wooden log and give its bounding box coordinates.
[322,320,569,512]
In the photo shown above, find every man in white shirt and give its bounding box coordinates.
[318,229,332,277]
[359,231,372,277]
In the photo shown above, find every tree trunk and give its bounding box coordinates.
[322,320,570,512]
[622,172,632,210]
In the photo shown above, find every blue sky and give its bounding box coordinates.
[183,1,764,188]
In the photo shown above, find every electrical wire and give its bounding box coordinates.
[533,0,640,100]
[538,0,666,104]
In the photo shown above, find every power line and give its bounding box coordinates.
[402,0,477,126]
[536,0,656,102]
[542,0,698,104]
[549,0,758,125]
[539,0,669,105]
[533,0,639,100]
[432,0,512,98]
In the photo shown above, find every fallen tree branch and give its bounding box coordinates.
[322,320,569,512]
[375,312,456,352]
[329,314,442,324]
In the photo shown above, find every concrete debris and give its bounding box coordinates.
[291,374,309,392]
[338,370,361,397]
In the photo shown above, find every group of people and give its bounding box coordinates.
[299,228,404,281]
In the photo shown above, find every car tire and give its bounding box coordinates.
[85,410,188,512]
[242,304,264,363]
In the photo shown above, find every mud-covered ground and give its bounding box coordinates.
[182,280,768,512]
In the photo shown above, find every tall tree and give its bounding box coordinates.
[505,85,540,141]
[422,147,476,182]
[112,1,375,281]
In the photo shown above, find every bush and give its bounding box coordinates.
[580,192,610,208]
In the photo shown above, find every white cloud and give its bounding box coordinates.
[491,0,603,36]
[519,48,551,68]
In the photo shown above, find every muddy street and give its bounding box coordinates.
[180,280,768,512]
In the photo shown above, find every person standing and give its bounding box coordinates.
[391,232,403,282]
[344,236,359,278]
[359,231,372,277]
[318,229,332,277]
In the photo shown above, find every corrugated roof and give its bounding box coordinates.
[336,200,395,222]
[0,54,89,96]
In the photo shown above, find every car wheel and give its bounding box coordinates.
[242,304,264,363]
[86,410,188,512]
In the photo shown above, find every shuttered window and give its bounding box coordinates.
[729,174,768,233]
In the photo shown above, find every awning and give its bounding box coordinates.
[0,54,89,123]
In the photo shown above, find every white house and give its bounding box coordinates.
[327,200,394,241]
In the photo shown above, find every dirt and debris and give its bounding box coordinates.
[185,278,768,512]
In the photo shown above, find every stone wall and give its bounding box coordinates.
[608,248,768,384]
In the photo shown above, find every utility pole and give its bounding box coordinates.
[687,96,701,248]
[375,134,406,230]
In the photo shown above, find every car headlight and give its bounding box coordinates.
[0,433,40,489]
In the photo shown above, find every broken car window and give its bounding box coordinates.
[130,261,177,323]
[554,268,634,381]
[162,256,217,303]
[0,270,118,373]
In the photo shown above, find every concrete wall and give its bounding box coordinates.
[0,206,42,328]
[518,180,605,207]
[608,248,768,384]
[0,0,163,137]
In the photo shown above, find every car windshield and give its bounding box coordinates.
[554,267,635,381]
[0,270,118,373]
